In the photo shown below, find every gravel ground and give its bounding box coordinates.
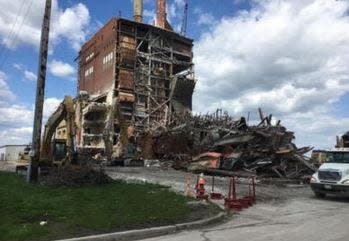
[0,162,17,172]
[105,166,312,204]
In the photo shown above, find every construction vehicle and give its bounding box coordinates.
[16,145,31,174]
[41,96,76,165]
[16,96,76,171]
[310,148,349,198]
[18,145,31,164]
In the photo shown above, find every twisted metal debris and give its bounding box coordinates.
[148,109,316,179]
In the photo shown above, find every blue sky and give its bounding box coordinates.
[0,0,249,108]
[0,0,349,149]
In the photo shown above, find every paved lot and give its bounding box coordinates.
[140,196,349,241]
[107,167,349,241]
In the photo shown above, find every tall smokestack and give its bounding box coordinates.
[156,0,166,29]
[134,0,143,23]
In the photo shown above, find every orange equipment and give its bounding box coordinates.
[196,173,208,200]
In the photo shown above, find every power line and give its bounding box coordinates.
[11,0,34,47]
[0,0,27,60]
[0,0,34,71]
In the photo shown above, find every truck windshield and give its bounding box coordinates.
[326,152,349,163]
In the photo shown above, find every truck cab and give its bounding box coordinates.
[310,148,349,197]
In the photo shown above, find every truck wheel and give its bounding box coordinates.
[314,192,326,198]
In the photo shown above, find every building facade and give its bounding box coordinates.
[43,0,197,159]
[0,145,28,163]
[75,16,195,154]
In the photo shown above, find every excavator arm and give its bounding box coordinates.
[41,96,75,163]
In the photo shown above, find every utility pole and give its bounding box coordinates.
[27,0,52,183]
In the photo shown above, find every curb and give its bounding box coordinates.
[55,212,227,241]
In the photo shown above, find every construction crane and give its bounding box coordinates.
[180,0,188,36]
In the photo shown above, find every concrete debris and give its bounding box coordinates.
[144,159,161,167]
[39,165,112,187]
[148,109,315,180]
[189,152,221,171]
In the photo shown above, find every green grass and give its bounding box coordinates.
[0,172,191,241]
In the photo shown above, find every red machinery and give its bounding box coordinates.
[195,174,209,200]
[210,176,224,200]
[224,176,256,211]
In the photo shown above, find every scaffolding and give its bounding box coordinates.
[114,19,195,133]
[76,18,195,156]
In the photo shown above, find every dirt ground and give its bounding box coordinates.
[105,166,310,203]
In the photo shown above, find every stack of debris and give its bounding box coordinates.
[40,165,112,187]
[336,131,349,148]
[148,109,315,179]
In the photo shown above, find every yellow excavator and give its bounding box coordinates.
[16,96,76,173]
[40,96,76,165]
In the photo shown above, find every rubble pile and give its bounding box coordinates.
[150,110,316,179]
[40,165,112,187]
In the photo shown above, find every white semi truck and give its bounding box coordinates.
[310,148,349,197]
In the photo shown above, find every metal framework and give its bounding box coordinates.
[76,18,195,157]
[115,19,194,133]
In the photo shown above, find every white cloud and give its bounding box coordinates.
[0,104,33,128]
[50,3,90,51]
[0,71,15,104]
[167,3,178,22]
[12,63,37,81]
[167,0,187,30]
[0,72,34,145]
[48,59,75,78]
[0,0,90,51]
[13,64,22,71]
[144,9,156,24]
[194,7,217,27]
[0,127,32,145]
[174,0,185,8]
[0,97,60,129]
[197,12,216,26]
[0,70,62,145]
[193,0,349,149]
[43,97,61,119]
[0,96,61,146]
[24,70,36,81]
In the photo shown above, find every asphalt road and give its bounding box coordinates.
[140,196,349,241]
[107,167,349,241]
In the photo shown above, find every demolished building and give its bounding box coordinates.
[50,0,196,159]
[43,0,315,179]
